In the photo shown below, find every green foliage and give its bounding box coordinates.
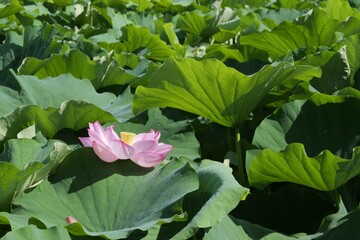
[133,56,320,128]
[0,0,360,238]
[13,152,199,239]
[248,143,360,191]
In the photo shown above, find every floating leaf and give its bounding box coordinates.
[12,150,199,239]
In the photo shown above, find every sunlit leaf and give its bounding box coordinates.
[13,150,199,239]
[248,143,360,191]
[133,56,320,128]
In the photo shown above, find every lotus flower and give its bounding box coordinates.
[79,121,173,167]
[66,216,77,224]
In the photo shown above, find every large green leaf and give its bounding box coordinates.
[0,23,62,84]
[177,11,213,45]
[203,215,296,240]
[0,136,73,211]
[1,71,133,120]
[240,9,360,60]
[0,1,24,18]
[10,72,113,109]
[133,56,320,128]
[99,24,176,62]
[18,50,154,89]
[0,101,117,140]
[326,0,360,21]
[0,87,22,117]
[0,212,30,231]
[1,136,74,195]
[0,163,18,211]
[247,94,360,163]
[112,108,200,160]
[163,160,249,239]
[18,50,106,86]
[1,225,71,240]
[0,72,134,135]
[248,143,360,191]
[12,149,199,239]
[0,31,23,84]
[295,47,350,94]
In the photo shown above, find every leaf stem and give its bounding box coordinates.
[235,128,248,187]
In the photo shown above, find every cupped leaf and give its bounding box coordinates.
[167,160,249,239]
[1,225,71,240]
[0,137,74,211]
[0,23,63,83]
[18,50,105,85]
[18,50,154,89]
[295,47,350,94]
[240,9,360,60]
[0,212,30,231]
[247,94,360,163]
[12,149,199,239]
[177,10,213,45]
[0,100,117,140]
[248,143,360,191]
[0,74,134,140]
[21,23,62,61]
[99,24,176,62]
[1,72,132,121]
[1,137,74,196]
[133,56,320,128]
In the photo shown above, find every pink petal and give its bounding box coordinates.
[89,121,102,133]
[133,130,160,143]
[131,152,166,167]
[105,125,121,142]
[88,124,108,146]
[92,141,118,162]
[88,122,119,146]
[109,140,135,159]
[132,140,158,152]
[155,143,173,155]
[78,137,93,147]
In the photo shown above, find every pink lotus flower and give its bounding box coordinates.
[79,121,173,167]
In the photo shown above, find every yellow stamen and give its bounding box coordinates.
[120,132,136,145]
